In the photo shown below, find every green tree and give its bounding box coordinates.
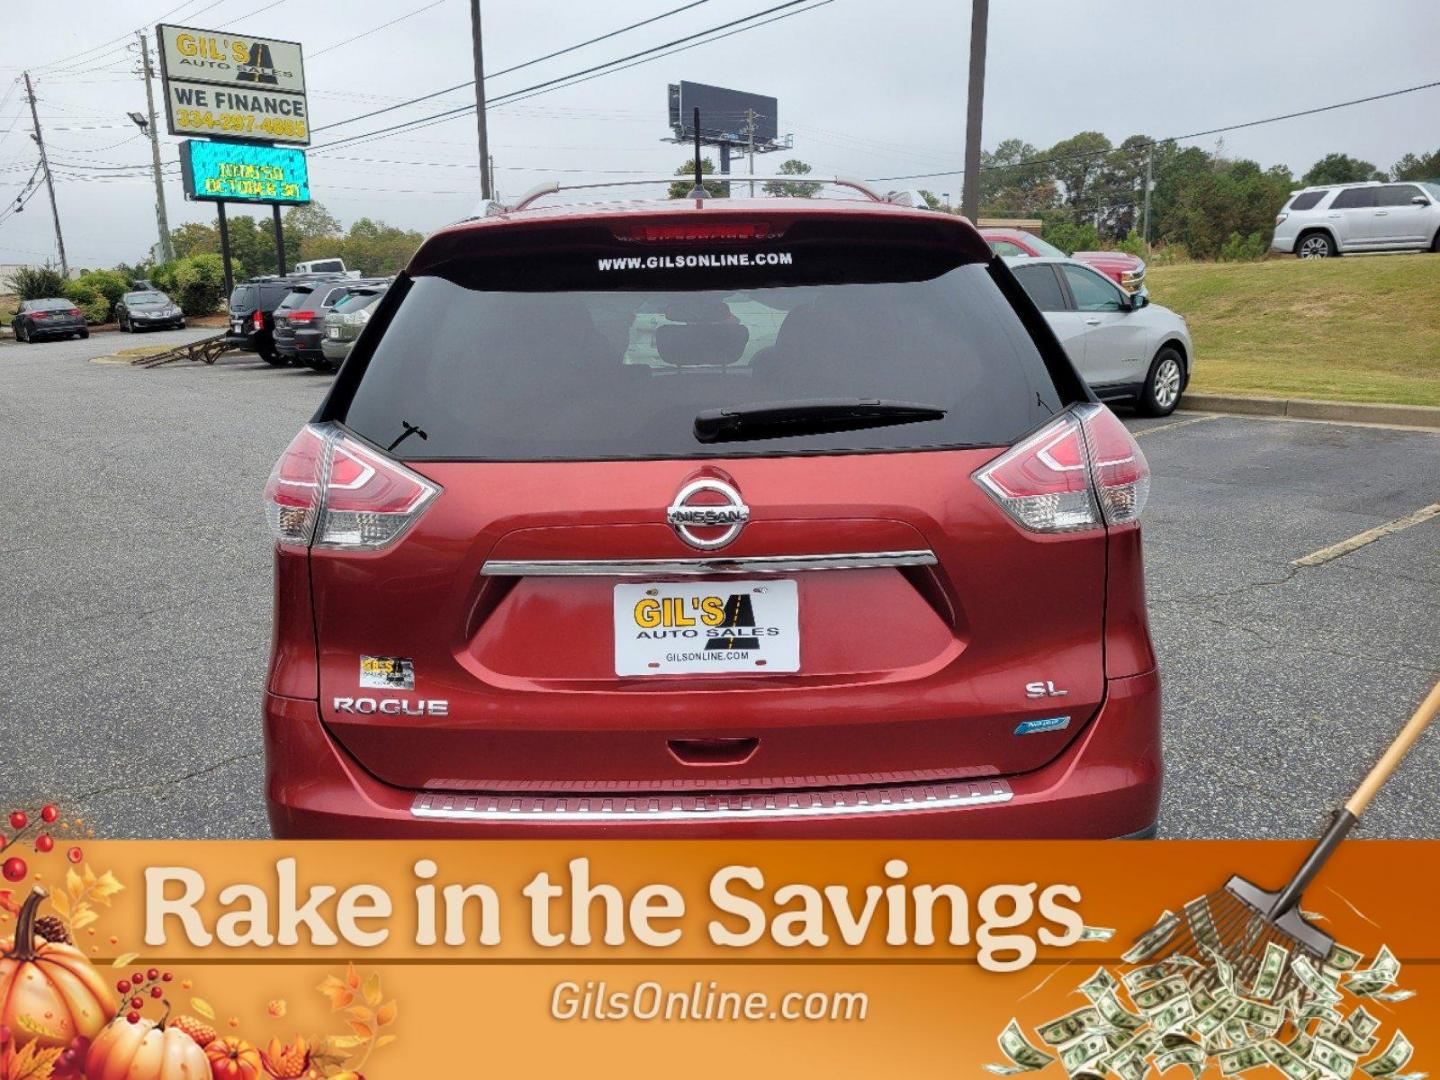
[75,269,130,320]
[1302,153,1384,186]
[169,214,281,280]
[668,156,728,199]
[763,158,821,198]
[284,201,343,267]
[336,219,424,277]
[1046,131,1113,217]
[979,138,1057,217]
[61,281,108,324]
[1391,149,1440,181]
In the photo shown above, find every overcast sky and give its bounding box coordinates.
[1,0,1437,268]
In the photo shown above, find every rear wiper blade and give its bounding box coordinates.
[694,398,947,444]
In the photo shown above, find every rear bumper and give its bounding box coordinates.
[265,668,1162,839]
[320,337,352,361]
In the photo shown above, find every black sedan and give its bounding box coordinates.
[11,298,88,342]
[116,290,185,332]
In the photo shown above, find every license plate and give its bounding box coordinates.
[614,580,799,675]
[231,320,244,334]
[327,327,342,339]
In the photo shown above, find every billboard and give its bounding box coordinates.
[668,82,778,145]
[179,139,310,204]
[158,24,308,145]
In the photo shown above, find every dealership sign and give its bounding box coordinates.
[157,24,309,146]
[179,139,310,204]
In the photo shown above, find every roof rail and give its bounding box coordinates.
[481,175,917,216]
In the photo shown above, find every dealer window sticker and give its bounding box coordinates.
[359,656,415,690]
[596,252,795,271]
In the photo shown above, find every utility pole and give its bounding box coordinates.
[745,108,757,198]
[468,0,492,200]
[22,72,67,276]
[960,0,989,223]
[1140,143,1154,254]
[137,32,173,263]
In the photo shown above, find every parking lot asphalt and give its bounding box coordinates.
[2,331,1437,840]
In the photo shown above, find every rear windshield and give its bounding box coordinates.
[277,288,315,310]
[334,289,384,311]
[32,298,75,311]
[339,235,1061,461]
[230,285,255,309]
[306,260,345,273]
[125,291,168,304]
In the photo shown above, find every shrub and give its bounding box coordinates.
[149,261,180,295]
[1115,231,1147,258]
[61,281,109,324]
[1041,220,1101,255]
[1219,230,1269,262]
[75,269,131,319]
[172,253,226,316]
[11,264,68,301]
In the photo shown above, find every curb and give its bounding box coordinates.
[1184,393,1440,430]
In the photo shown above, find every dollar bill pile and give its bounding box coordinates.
[986,909,1422,1080]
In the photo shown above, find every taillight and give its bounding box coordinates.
[252,310,264,330]
[623,222,781,242]
[1276,212,1288,225]
[288,310,316,322]
[68,308,81,317]
[263,424,439,550]
[974,405,1149,533]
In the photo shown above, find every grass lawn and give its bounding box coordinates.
[1145,253,1440,406]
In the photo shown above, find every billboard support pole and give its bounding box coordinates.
[272,203,286,275]
[216,201,233,300]
[137,31,174,263]
[960,0,989,222]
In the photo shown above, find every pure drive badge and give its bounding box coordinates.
[359,656,415,690]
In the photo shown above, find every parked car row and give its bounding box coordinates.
[1272,180,1440,257]
[227,274,391,373]
[979,228,1147,294]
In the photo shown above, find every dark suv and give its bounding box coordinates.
[227,275,342,365]
[263,182,1161,839]
[274,279,387,370]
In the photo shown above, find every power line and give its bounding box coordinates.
[310,0,449,58]
[869,76,1440,183]
[311,0,830,154]
[313,0,718,135]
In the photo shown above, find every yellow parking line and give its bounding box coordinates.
[1293,503,1440,567]
[1133,413,1220,438]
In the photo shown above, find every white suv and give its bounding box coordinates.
[1272,181,1440,258]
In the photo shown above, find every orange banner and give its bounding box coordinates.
[0,840,1433,1078]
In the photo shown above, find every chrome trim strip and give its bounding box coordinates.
[412,779,1012,823]
[479,550,938,577]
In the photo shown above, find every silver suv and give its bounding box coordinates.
[1271,181,1440,258]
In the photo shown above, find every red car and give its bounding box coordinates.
[980,228,1147,294]
[263,184,1161,839]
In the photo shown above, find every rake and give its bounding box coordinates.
[1132,678,1440,1004]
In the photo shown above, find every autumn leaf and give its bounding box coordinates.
[361,972,382,1008]
[324,1034,366,1052]
[82,864,97,890]
[345,1006,373,1023]
[317,976,354,1011]
[191,997,216,1020]
[70,907,98,932]
[267,999,287,1018]
[90,871,125,906]
[375,1000,397,1027]
[14,1014,64,1040]
[346,1021,373,1041]
[375,1033,398,1050]
[4,1040,63,1080]
[65,868,83,902]
[345,962,360,990]
[111,952,138,968]
[46,892,67,919]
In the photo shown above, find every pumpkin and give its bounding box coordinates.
[0,887,115,1049]
[206,1035,264,1080]
[86,1013,210,1080]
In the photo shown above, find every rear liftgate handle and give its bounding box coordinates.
[1270,678,1440,918]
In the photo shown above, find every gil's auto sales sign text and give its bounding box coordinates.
[157,24,309,146]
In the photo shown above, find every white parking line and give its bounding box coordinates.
[1133,413,1221,438]
[1293,503,1440,567]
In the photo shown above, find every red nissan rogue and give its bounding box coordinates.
[263,181,1161,839]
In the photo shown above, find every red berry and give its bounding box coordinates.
[35,835,54,853]
[2,856,26,882]
[8,811,26,832]
[161,972,173,982]
[66,846,83,864]
[116,980,131,994]
[130,996,143,1010]
[150,986,163,999]
[132,972,144,985]
[147,967,159,981]
[40,805,58,824]
[126,1012,140,1024]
